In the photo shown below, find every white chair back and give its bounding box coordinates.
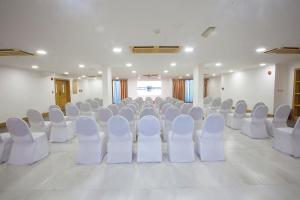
[76,117,100,140]
[90,100,100,111]
[235,100,246,107]
[6,118,33,142]
[49,108,66,125]
[165,107,180,121]
[274,104,291,124]
[234,102,247,118]
[65,103,80,117]
[95,108,113,123]
[161,103,172,114]
[27,109,44,124]
[49,105,61,111]
[127,104,138,114]
[211,98,221,108]
[181,103,193,114]
[171,114,194,136]
[94,98,103,106]
[188,106,203,121]
[251,102,265,116]
[119,107,135,122]
[80,102,92,113]
[138,115,160,136]
[108,104,119,115]
[75,102,82,109]
[108,116,130,137]
[140,107,157,118]
[201,113,224,138]
[204,96,212,105]
[252,105,268,123]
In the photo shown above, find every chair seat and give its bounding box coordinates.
[277,127,293,134]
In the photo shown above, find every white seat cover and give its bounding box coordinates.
[266,104,291,136]
[6,118,49,165]
[0,133,13,163]
[180,103,193,114]
[95,108,113,134]
[27,109,51,139]
[108,104,119,115]
[75,117,106,164]
[140,107,157,118]
[162,107,180,142]
[137,115,162,162]
[227,101,247,130]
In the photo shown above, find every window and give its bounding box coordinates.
[112,80,121,104]
[137,81,162,96]
[184,79,193,103]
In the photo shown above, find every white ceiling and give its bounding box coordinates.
[0,0,300,79]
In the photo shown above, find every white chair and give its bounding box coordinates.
[65,103,80,133]
[218,100,233,123]
[241,105,269,139]
[227,101,247,130]
[75,101,83,109]
[208,97,222,114]
[273,117,300,157]
[168,115,195,162]
[195,113,225,161]
[49,105,61,111]
[119,107,137,141]
[162,106,180,142]
[137,116,162,162]
[188,106,204,134]
[90,100,100,112]
[94,98,103,106]
[140,107,157,118]
[6,118,49,165]
[108,104,119,116]
[245,102,265,118]
[0,133,13,163]
[75,117,107,164]
[80,102,94,117]
[175,101,184,109]
[127,104,138,119]
[266,104,291,137]
[180,103,193,114]
[107,116,132,163]
[95,108,113,135]
[27,109,51,139]
[49,108,74,142]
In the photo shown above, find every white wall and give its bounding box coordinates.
[207,76,221,98]
[127,78,172,99]
[220,66,276,113]
[0,66,102,122]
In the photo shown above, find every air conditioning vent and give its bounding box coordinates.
[142,74,160,78]
[265,47,300,54]
[0,49,34,56]
[131,46,181,54]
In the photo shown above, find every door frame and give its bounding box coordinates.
[54,78,71,110]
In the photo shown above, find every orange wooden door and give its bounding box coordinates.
[55,79,71,110]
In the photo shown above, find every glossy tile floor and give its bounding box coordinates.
[1,127,300,200]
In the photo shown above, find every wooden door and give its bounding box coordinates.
[55,79,71,110]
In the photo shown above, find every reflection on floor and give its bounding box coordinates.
[0,127,300,200]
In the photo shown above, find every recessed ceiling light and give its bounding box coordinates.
[186,73,190,77]
[137,77,141,80]
[179,76,183,79]
[78,77,81,80]
[229,70,234,73]
[78,64,85,68]
[64,72,69,75]
[256,47,266,53]
[115,77,119,80]
[126,63,132,67]
[164,70,168,73]
[212,73,216,76]
[36,49,47,55]
[260,63,266,67]
[170,62,176,67]
[215,62,222,67]
[98,71,103,74]
[31,65,39,69]
[82,75,86,78]
[113,47,122,53]
[184,47,194,53]
[132,70,136,74]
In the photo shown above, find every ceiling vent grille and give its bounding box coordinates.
[131,46,181,54]
[264,47,300,54]
[0,49,34,56]
[142,74,160,78]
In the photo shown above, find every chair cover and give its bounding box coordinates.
[181,103,193,114]
[0,133,13,163]
[245,102,265,118]
[80,102,94,116]
[266,104,290,136]
[196,113,225,161]
[75,117,107,164]
[49,105,61,111]
[188,106,204,134]
[119,107,137,141]
[241,105,269,138]
[95,108,113,135]
[90,100,100,111]
[6,118,49,165]
[65,103,80,133]
[94,98,103,106]
[49,108,74,142]
[273,117,300,157]
[108,104,119,115]
[107,116,132,163]
[27,109,51,139]
[140,107,157,118]
[162,107,180,142]
[75,101,83,109]
[168,114,195,162]
[218,99,233,123]
[227,101,247,129]
[137,115,162,162]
